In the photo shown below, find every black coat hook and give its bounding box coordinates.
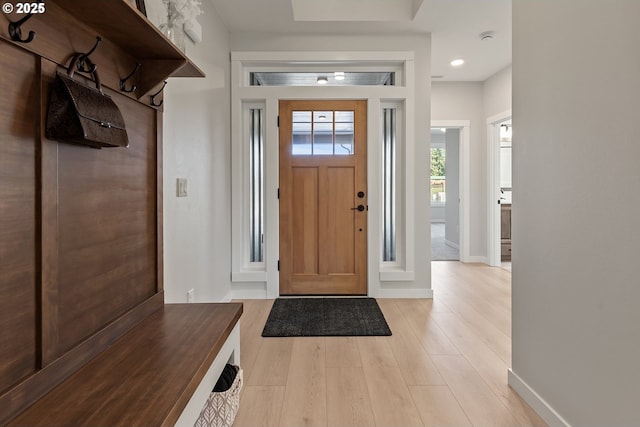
[7,1,42,44]
[77,36,102,73]
[120,63,141,93]
[150,81,167,107]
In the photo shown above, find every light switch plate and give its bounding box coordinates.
[177,178,187,197]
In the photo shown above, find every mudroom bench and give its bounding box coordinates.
[7,303,243,427]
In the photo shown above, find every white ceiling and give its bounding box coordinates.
[209,0,511,82]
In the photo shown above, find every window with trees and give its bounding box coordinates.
[430,147,446,205]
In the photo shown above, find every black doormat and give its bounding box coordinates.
[261,298,392,337]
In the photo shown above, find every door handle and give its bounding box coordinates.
[351,205,365,212]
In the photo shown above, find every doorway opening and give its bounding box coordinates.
[430,127,460,261]
[488,111,512,268]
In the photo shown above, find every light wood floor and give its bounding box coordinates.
[233,262,547,427]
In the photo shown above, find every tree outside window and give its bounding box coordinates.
[430,148,446,204]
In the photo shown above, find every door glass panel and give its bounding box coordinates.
[313,111,334,154]
[292,111,312,155]
[292,110,354,156]
[335,111,354,155]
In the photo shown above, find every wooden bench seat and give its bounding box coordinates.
[8,303,243,427]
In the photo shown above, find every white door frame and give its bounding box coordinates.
[430,120,470,262]
[487,110,512,267]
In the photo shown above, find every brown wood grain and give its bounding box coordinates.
[0,2,142,99]
[279,100,367,295]
[39,58,60,367]
[7,303,243,427]
[0,0,203,101]
[0,40,38,394]
[0,293,163,426]
[0,3,199,424]
[53,80,158,354]
[291,167,319,275]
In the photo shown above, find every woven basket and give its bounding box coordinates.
[194,366,243,427]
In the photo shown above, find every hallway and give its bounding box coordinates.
[234,262,546,427]
[431,223,460,261]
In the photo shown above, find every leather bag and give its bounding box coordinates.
[46,53,129,148]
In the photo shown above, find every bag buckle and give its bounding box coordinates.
[99,122,112,129]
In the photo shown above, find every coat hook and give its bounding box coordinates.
[120,62,141,93]
[150,81,167,107]
[7,0,42,44]
[77,36,102,73]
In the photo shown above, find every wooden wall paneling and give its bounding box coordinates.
[0,2,141,100]
[0,293,164,426]
[0,40,38,394]
[39,58,60,367]
[0,2,187,422]
[52,77,158,354]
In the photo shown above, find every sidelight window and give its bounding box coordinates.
[249,108,264,262]
[382,107,396,262]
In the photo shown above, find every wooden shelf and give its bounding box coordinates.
[52,0,205,87]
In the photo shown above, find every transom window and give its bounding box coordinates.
[292,110,354,155]
[250,72,395,86]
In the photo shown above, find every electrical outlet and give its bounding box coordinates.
[187,289,194,303]
[177,178,188,197]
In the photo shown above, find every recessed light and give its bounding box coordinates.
[450,59,465,67]
[440,128,446,132]
[334,71,345,81]
[317,76,328,85]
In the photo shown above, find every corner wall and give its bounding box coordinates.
[483,65,511,118]
[512,1,640,425]
[163,1,232,303]
[431,82,486,258]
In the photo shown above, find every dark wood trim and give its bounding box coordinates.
[0,294,163,425]
[156,111,164,293]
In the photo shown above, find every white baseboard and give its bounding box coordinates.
[462,255,488,264]
[508,369,571,427]
[231,288,268,300]
[444,239,459,250]
[379,270,415,282]
[232,287,433,300]
[377,288,433,299]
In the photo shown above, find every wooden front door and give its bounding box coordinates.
[279,100,367,295]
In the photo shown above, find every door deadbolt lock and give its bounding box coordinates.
[351,205,365,212]
[357,191,365,198]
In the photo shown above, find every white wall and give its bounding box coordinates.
[511,1,640,426]
[430,132,445,223]
[483,65,511,119]
[431,82,485,257]
[445,128,460,245]
[162,1,232,303]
